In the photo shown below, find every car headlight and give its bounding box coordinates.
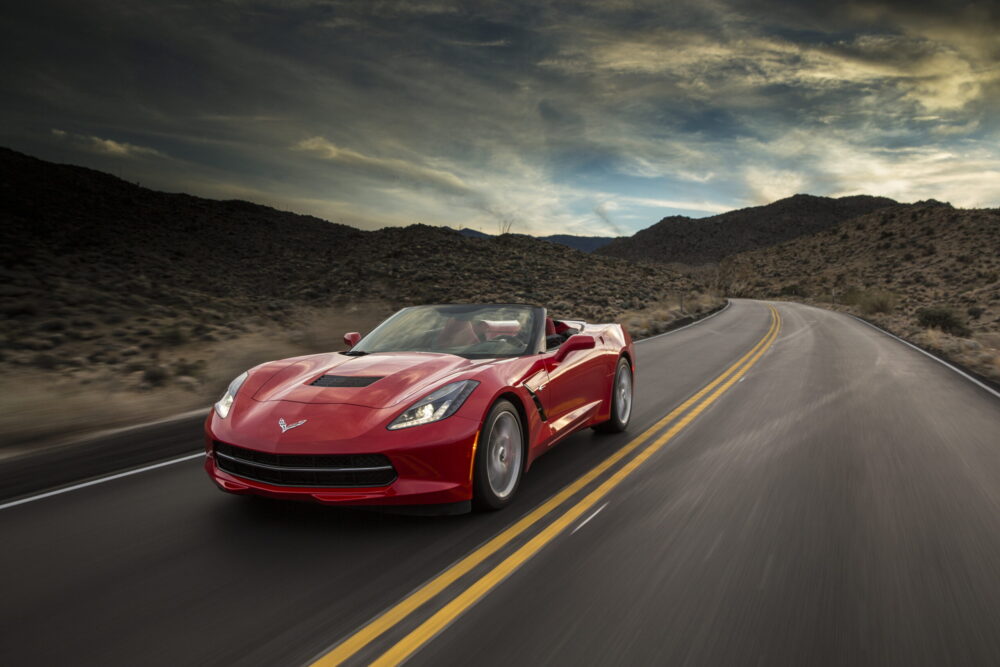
[388,380,479,430]
[214,371,248,419]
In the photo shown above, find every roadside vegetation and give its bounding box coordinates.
[0,293,721,455]
[0,305,388,455]
[618,292,725,338]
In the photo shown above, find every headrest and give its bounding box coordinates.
[475,319,521,340]
[436,319,479,347]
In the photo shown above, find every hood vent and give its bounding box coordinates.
[310,375,383,388]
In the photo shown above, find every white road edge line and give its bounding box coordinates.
[851,315,1000,401]
[60,407,209,446]
[635,300,731,344]
[571,502,609,534]
[0,452,205,511]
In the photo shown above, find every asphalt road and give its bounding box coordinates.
[3,299,1000,666]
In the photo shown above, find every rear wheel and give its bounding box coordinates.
[473,400,524,511]
[595,358,633,433]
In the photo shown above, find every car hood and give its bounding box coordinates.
[251,351,493,409]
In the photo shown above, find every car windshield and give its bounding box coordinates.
[350,305,539,359]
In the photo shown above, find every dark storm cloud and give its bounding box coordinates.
[1,0,997,234]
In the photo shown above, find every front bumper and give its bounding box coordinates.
[204,401,479,507]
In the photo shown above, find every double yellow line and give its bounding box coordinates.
[312,305,781,666]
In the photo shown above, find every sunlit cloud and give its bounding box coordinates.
[51,129,165,158]
[294,136,470,195]
[546,28,996,113]
[735,129,1000,208]
[616,197,733,215]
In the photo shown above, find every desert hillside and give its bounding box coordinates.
[599,194,896,265]
[0,148,701,334]
[718,201,1000,380]
[0,148,716,446]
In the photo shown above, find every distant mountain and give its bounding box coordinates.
[453,228,616,253]
[597,194,897,265]
[540,234,618,253]
[454,227,492,239]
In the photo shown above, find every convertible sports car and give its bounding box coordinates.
[205,303,635,512]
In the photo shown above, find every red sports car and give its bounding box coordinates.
[205,303,635,512]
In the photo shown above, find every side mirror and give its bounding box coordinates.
[553,334,596,362]
[343,332,361,348]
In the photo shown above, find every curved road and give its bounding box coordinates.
[2,300,1000,666]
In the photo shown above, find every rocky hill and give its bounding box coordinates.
[718,201,1000,381]
[0,148,707,392]
[598,194,897,265]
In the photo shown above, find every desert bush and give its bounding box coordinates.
[1,301,39,318]
[968,306,985,320]
[858,290,896,315]
[38,319,67,332]
[142,366,169,387]
[916,307,970,336]
[30,353,59,370]
[157,325,188,346]
[840,287,864,306]
[779,283,809,297]
[173,358,206,377]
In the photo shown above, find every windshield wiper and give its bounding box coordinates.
[342,350,369,356]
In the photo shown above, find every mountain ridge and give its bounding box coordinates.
[598,193,899,265]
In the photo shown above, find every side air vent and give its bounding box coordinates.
[311,375,383,388]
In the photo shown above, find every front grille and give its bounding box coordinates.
[311,375,383,387]
[213,441,396,487]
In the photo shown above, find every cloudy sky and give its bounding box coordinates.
[3,1,998,236]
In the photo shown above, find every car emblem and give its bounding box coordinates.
[278,417,306,433]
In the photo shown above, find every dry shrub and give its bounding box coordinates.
[620,293,724,338]
[920,327,943,350]
[857,290,896,315]
[779,283,809,297]
[916,306,970,336]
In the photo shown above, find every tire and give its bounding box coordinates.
[594,357,633,433]
[473,400,525,511]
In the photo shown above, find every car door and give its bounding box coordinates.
[543,338,607,433]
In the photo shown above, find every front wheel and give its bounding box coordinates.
[594,358,633,433]
[473,400,524,511]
